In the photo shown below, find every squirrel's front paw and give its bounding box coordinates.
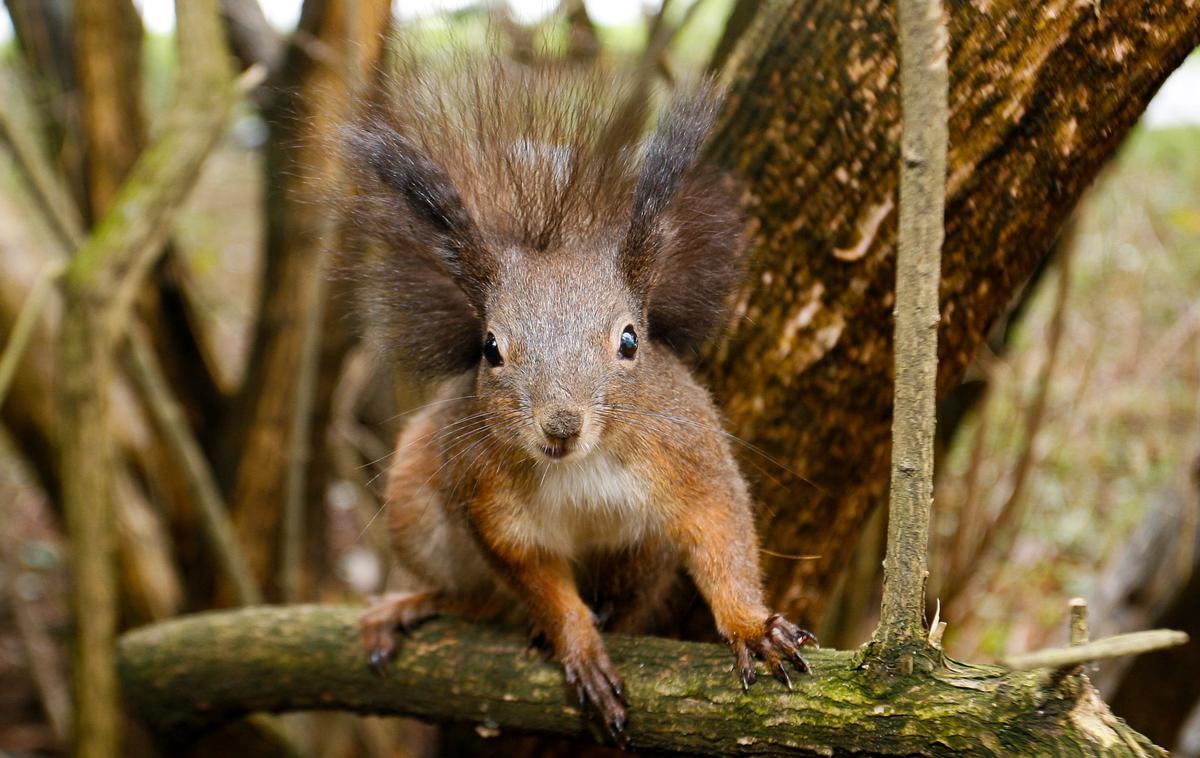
[731,613,817,690]
[563,650,627,741]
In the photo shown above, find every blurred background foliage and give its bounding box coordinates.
[0,0,1198,755]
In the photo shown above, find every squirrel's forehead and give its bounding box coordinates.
[489,257,633,323]
[496,247,622,292]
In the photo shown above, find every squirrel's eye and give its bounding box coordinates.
[618,325,638,360]
[483,332,504,367]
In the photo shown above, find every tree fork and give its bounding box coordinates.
[117,606,1167,756]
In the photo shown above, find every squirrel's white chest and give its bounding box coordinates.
[513,450,656,557]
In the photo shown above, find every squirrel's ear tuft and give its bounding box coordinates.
[343,118,495,313]
[620,83,748,356]
[338,116,491,378]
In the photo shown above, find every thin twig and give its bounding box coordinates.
[0,490,72,743]
[706,0,762,74]
[0,73,85,251]
[1005,629,1188,671]
[944,387,991,593]
[0,260,64,408]
[874,0,948,646]
[124,327,262,606]
[10,583,73,742]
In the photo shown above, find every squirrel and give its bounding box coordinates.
[341,54,815,739]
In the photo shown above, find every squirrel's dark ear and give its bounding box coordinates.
[343,119,495,313]
[619,83,747,355]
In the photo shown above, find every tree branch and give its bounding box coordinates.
[123,327,262,606]
[219,0,285,73]
[0,260,63,408]
[874,0,948,646]
[705,0,760,74]
[1005,630,1190,672]
[117,606,1166,756]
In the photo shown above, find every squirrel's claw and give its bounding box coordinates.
[564,653,628,744]
[732,612,816,690]
[368,647,392,677]
[734,639,756,690]
[773,660,793,690]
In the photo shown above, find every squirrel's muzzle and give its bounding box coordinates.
[539,406,583,442]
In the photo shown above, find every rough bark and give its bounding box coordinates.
[222,0,391,598]
[116,606,1165,756]
[701,0,1200,620]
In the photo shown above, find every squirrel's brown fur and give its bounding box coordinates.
[345,53,813,739]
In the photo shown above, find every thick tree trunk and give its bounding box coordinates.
[702,0,1200,620]
[117,606,1165,756]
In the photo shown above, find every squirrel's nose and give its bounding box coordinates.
[540,407,583,441]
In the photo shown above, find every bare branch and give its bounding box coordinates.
[1005,630,1189,672]
[124,328,262,606]
[706,0,761,74]
[874,0,948,646]
[0,260,64,408]
[219,0,285,73]
[0,76,84,250]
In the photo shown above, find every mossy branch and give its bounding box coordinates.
[118,606,1165,756]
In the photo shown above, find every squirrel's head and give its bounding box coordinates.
[344,64,745,463]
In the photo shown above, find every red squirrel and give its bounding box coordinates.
[343,56,814,738]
